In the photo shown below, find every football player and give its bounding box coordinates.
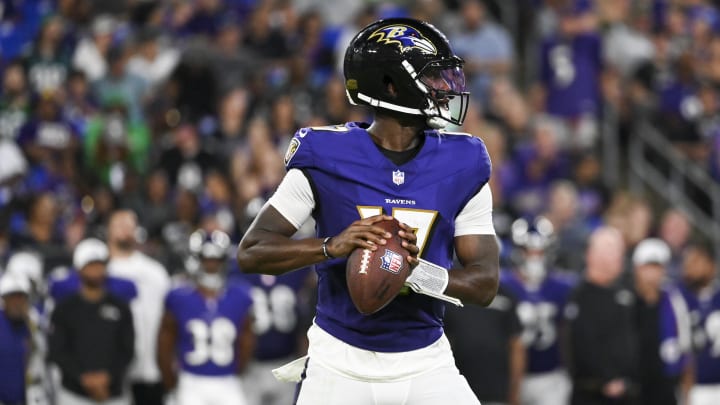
[676,242,720,405]
[237,17,498,405]
[240,266,315,405]
[501,217,575,405]
[157,230,255,405]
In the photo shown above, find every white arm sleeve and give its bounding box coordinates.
[454,184,495,236]
[267,168,315,230]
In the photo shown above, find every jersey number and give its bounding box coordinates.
[251,285,298,335]
[517,302,558,350]
[185,318,237,366]
[356,206,438,255]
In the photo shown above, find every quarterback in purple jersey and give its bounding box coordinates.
[157,230,255,405]
[501,217,575,405]
[237,17,499,405]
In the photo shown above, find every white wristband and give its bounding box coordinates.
[404,259,463,306]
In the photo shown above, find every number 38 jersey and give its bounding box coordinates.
[283,122,492,352]
[165,282,254,376]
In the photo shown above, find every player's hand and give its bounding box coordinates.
[81,371,110,401]
[602,379,626,398]
[398,222,419,268]
[326,215,394,257]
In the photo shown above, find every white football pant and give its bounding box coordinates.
[291,324,480,405]
[244,358,297,405]
[520,369,571,405]
[177,372,248,405]
[689,384,720,405]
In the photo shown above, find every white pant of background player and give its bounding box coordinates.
[173,373,248,405]
[689,384,720,405]
[520,369,571,405]
[278,324,480,405]
[244,357,297,405]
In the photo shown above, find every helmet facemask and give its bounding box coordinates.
[188,230,231,292]
[402,57,470,129]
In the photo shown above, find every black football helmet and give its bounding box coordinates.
[344,18,469,129]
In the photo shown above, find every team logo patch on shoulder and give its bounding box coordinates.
[380,249,404,274]
[369,25,437,55]
[284,138,301,165]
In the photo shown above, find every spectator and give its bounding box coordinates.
[63,69,99,134]
[11,192,71,275]
[16,92,80,186]
[24,15,72,94]
[83,98,151,190]
[133,169,173,240]
[502,217,575,405]
[4,250,45,306]
[158,123,221,192]
[501,116,571,218]
[677,241,720,405]
[632,238,692,405]
[658,209,693,280]
[72,15,117,81]
[602,1,655,78]
[48,238,135,405]
[157,230,255,405]
[126,28,180,91]
[450,0,513,104]
[0,273,32,405]
[542,181,593,273]
[536,1,602,150]
[106,210,170,405]
[4,251,54,405]
[0,61,31,140]
[92,45,148,124]
[565,226,638,405]
[0,139,28,204]
[445,281,525,405]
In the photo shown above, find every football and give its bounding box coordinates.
[346,218,411,315]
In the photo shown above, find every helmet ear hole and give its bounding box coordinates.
[382,75,398,98]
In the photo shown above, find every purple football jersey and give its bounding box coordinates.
[501,270,575,373]
[285,122,492,352]
[165,282,253,376]
[240,267,313,360]
[678,283,720,384]
[658,287,691,377]
[540,33,602,118]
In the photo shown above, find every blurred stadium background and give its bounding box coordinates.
[1,0,720,404]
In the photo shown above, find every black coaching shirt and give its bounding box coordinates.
[565,280,638,403]
[444,285,522,402]
[49,292,135,398]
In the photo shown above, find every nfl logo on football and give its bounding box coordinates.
[380,249,403,274]
[392,170,405,185]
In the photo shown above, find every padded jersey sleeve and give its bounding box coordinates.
[454,183,495,236]
[267,168,315,230]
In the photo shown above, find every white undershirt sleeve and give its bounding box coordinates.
[267,168,316,230]
[454,183,495,236]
